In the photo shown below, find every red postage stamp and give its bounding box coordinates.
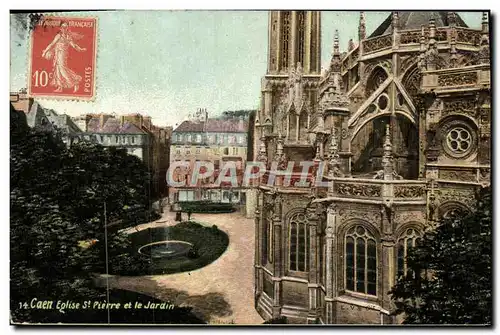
[28,16,97,100]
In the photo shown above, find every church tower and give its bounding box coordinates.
[267,11,321,74]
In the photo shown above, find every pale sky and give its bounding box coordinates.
[10,10,482,127]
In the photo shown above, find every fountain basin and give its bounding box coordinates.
[138,240,193,259]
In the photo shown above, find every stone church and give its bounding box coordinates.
[253,11,491,324]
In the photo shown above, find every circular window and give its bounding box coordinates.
[378,95,388,110]
[441,119,477,159]
[446,127,472,155]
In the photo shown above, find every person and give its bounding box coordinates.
[41,21,87,93]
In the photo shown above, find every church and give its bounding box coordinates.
[252,11,491,324]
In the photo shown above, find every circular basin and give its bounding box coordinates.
[138,240,193,259]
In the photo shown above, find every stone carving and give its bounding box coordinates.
[338,208,381,225]
[400,56,417,77]
[439,188,476,207]
[363,35,392,54]
[456,28,482,45]
[439,169,476,182]
[442,99,476,118]
[335,182,382,197]
[400,30,421,44]
[394,211,425,225]
[438,72,478,87]
[257,141,268,163]
[394,185,426,198]
[440,119,477,159]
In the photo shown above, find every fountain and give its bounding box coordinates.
[138,240,193,259]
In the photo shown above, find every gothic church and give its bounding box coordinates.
[253,11,491,324]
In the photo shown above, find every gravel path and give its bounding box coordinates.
[108,209,263,324]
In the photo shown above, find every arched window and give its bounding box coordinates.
[289,212,309,272]
[345,225,377,296]
[396,228,421,278]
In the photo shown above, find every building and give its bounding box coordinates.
[74,114,150,162]
[253,11,491,324]
[10,92,82,144]
[169,115,249,210]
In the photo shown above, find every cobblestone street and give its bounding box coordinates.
[111,209,263,324]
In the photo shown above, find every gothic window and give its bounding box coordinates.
[297,11,305,67]
[401,65,422,101]
[396,228,422,278]
[281,11,291,70]
[440,119,477,159]
[345,225,377,296]
[289,212,309,272]
[366,67,388,97]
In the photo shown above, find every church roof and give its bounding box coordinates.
[369,11,469,38]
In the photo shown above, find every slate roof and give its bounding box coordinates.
[369,11,469,38]
[174,119,248,133]
[87,117,146,134]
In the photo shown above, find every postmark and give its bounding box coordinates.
[28,16,97,100]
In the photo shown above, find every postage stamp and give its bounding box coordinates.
[28,16,97,100]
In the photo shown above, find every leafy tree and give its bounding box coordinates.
[10,104,155,322]
[390,187,492,325]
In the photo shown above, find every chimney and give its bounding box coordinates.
[100,114,106,128]
[238,116,245,131]
[144,116,152,130]
[120,115,125,127]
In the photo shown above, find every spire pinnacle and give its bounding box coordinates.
[333,29,340,56]
[358,11,366,40]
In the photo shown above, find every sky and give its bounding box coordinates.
[10,10,482,127]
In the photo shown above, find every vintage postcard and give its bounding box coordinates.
[10,10,491,326]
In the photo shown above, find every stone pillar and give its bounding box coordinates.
[324,204,337,324]
[380,205,396,324]
[307,207,319,323]
[272,215,283,317]
[254,191,263,305]
[290,11,297,68]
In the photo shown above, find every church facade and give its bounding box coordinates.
[253,11,491,324]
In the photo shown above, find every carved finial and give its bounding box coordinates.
[314,145,321,160]
[482,11,489,31]
[450,34,457,67]
[328,124,341,177]
[333,29,340,56]
[392,11,399,30]
[257,141,267,163]
[447,12,456,27]
[348,38,354,51]
[358,11,366,41]
[479,12,490,64]
[382,123,394,180]
[429,16,436,41]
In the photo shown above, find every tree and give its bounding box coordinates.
[390,187,492,325]
[10,104,155,322]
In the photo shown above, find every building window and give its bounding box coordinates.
[281,11,291,70]
[132,136,135,144]
[208,134,215,143]
[238,135,244,144]
[196,134,202,143]
[297,11,305,66]
[218,135,224,144]
[289,212,309,272]
[178,134,183,142]
[100,135,104,142]
[115,135,118,143]
[195,147,201,154]
[232,147,238,155]
[186,134,192,142]
[345,225,377,296]
[224,147,229,155]
[397,228,421,278]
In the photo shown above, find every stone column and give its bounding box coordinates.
[307,207,319,323]
[381,235,396,324]
[290,11,297,68]
[324,204,337,324]
[254,191,263,305]
[271,214,283,317]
